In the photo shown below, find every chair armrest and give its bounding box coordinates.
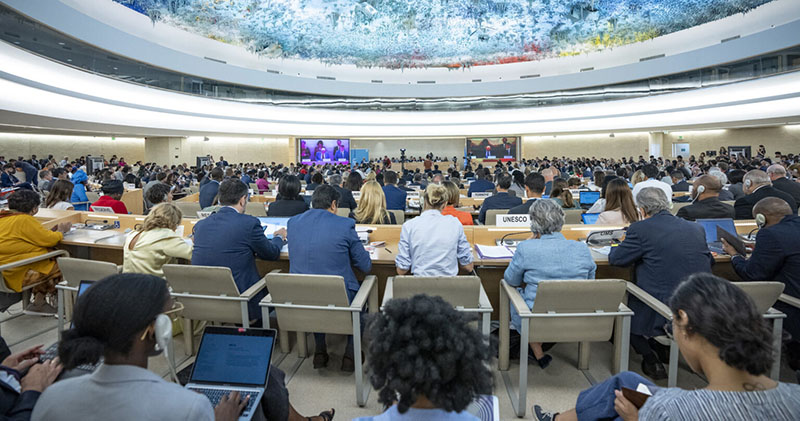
[0,250,68,271]
[500,279,531,316]
[765,307,786,319]
[478,283,493,312]
[617,302,634,316]
[381,277,395,309]
[779,293,800,309]
[626,283,671,320]
[351,275,377,311]
[259,293,273,306]
[240,278,267,300]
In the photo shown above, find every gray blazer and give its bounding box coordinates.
[32,364,213,421]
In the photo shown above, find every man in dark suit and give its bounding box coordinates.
[723,197,800,371]
[467,168,495,197]
[287,185,371,372]
[198,167,223,209]
[329,174,356,211]
[734,170,797,219]
[478,173,522,224]
[381,171,407,211]
[768,164,800,208]
[216,156,229,168]
[670,171,690,192]
[192,180,286,321]
[676,175,735,221]
[508,173,545,215]
[0,342,62,419]
[13,161,38,188]
[609,187,714,380]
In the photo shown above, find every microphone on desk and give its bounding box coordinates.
[497,231,530,246]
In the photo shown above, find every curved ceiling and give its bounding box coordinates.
[115,0,772,69]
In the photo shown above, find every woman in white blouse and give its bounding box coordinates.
[43,180,75,210]
[122,203,192,277]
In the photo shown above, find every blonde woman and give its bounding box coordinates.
[395,184,473,276]
[123,203,192,277]
[441,180,473,225]
[354,181,397,224]
[631,170,647,186]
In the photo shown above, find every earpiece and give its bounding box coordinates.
[755,213,766,229]
[695,185,705,195]
[154,314,179,383]
[745,179,752,188]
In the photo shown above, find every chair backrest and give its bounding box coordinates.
[391,276,480,308]
[86,192,101,203]
[486,209,508,226]
[733,281,785,314]
[336,208,351,218]
[249,183,259,192]
[564,209,584,224]
[670,202,692,215]
[174,201,202,219]
[162,264,245,324]
[244,202,267,217]
[721,201,735,206]
[529,279,627,342]
[189,185,200,194]
[265,273,353,336]
[57,257,120,287]
[388,209,405,224]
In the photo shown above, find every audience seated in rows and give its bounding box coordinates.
[505,199,597,369]
[42,180,75,211]
[508,173,545,215]
[440,180,474,225]
[478,172,522,224]
[734,170,797,219]
[0,190,71,316]
[267,174,309,217]
[675,174,735,221]
[396,184,473,276]
[533,273,800,421]
[287,185,372,372]
[123,203,192,277]
[596,178,639,225]
[608,187,714,380]
[192,180,286,321]
[90,180,128,214]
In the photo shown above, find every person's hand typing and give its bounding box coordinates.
[56,222,73,233]
[214,391,248,421]
[613,389,639,421]
[21,358,62,393]
[273,228,287,241]
[1,345,44,372]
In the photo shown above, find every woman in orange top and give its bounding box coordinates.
[0,190,72,315]
[441,180,474,225]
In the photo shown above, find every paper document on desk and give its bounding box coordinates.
[262,224,283,237]
[281,244,288,253]
[592,246,612,256]
[475,244,514,259]
[363,245,379,260]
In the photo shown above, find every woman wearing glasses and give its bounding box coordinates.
[532,273,800,421]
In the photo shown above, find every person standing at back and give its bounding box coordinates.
[396,184,473,276]
[287,185,372,372]
[381,171,407,211]
[192,180,286,322]
[734,170,797,219]
[477,172,522,224]
[198,168,223,209]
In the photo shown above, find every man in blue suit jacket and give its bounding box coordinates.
[724,197,800,370]
[609,187,714,380]
[287,185,371,372]
[478,173,522,224]
[192,180,286,321]
[467,168,495,197]
[381,171,407,211]
[198,168,223,209]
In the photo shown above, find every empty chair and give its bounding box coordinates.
[173,201,202,218]
[485,209,508,225]
[499,278,632,417]
[382,275,492,335]
[563,209,584,224]
[260,272,377,406]
[56,256,121,332]
[244,201,267,217]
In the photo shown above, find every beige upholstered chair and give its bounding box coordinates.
[387,209,405,224]
[0,250,69,335]
[174,201,202,219]
[86,192,101,203]
[335,208,351,218]
[485,209,509,225]
[244,202,267,217]
[163,265,270,356]
[382,275,492,335]
[499,279,632,417]
[563,209,584,224]
[669,202,692,215]
[259,273,378,407]
[55,257,121,335]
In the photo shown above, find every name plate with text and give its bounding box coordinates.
[472,192,493,199]
[497,214,530,227]
[90,206,114,213]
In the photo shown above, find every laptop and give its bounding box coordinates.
[41,281,100,369]
[578,191,601,209]
[695,218,738,254]
[186,327,276,421]
[581,213,600,224]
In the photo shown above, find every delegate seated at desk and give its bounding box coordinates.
[287,185,371,372]
[123,203,192,277]
[734,170,797,220]
[675,175,735,221]
[90,180,128,214]
[192,180,286,321]
[478,172,522,224]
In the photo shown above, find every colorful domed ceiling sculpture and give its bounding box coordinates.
[113,0,774,69]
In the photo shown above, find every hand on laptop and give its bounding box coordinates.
[214,391,249,421]
[2,344,45,371]
[21,358,62,393]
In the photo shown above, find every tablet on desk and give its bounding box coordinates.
[717,225,747,256]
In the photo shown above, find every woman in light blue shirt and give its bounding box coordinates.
[504,199,596,368]
[354,295,491,421]
[395,184,473,276]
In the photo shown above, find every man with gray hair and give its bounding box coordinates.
[734,169,797,219]
[329,173,357,211]
[767,164,800,208]
[609,187,713,380]
[707,170,735,201]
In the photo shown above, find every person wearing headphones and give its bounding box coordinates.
[675,175,735,221]
[722,197,800,373]
[733,170,797,219]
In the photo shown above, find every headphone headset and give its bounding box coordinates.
[691,185,705,203]
[755,213,767,229]
[141,312,179,383]
[745,179,752,188]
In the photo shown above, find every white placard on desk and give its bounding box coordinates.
[352,191,361,199]
[472,192,493,199]
[197,211,212,219]
[496,214,530,227]
[90,206,114,213]
[406,191,420,198]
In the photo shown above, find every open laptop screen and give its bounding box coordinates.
[579,191,601,205]
[582,213,600,225]
[190,328,274,387]
[696,218,737,243]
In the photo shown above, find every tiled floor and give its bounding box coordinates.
[3,307,796,420]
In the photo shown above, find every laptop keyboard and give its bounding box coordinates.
[191,388,258,414]
[41,342,102,372]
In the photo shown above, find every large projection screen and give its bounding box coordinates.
[467,136,518,162]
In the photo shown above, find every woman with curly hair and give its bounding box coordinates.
[122,203,192,277]
[355,294,492,420]
[533,273,800,421]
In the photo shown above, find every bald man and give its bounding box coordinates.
[723,197,800,370]
[733,170,797,219]
[675,175,734,221]
[768,164,800,208]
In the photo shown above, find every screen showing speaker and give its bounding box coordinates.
[299,138,350,164]
[467,136,518,162]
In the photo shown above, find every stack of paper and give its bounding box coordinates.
[475,244,514,259]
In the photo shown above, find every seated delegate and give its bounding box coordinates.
[596,178,639,225]
[90,179,129,214]
[42,179,75,211]
[675,174,735,221]
[734,170,797,219]
[395,184,473,276]
[355,294,491,421]
[0,344,62,420]
[477,172,522,224]
[441,180,474,225]
[508,173,545,215]
[122,203,192,277]
[354,180,396,224]
[267,174,309,217]
[504,199,596,369]
[533,273,800,421]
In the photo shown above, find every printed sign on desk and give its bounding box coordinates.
[90,206,114,213]
[472,192,492,199]
[497,214,530,227]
